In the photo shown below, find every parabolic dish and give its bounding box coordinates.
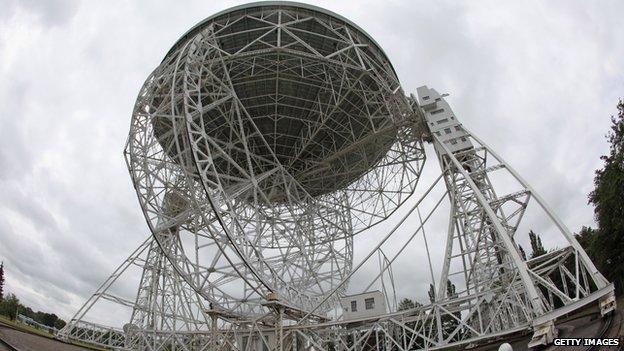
[126,1,425,316]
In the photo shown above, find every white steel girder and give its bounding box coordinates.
[62,3,616,351]
[415,85,614,346]
[58,236,214,351]
[63,83,615,351]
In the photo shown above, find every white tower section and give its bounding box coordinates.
[60,3,616,351]
[416,85,614,347]
[417,87,472,155]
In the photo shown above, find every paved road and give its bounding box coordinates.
[0,325,91,351]
[0,301,621,351]
[0,340,16,351]
[464,305,622,351]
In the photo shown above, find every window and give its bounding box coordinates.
[455,126,461,131]
[444,128,451,134]
[422,95,430,100]
[365,297,375,310]
[351,300,357,312]
[436,118,448,124]
[431,108,445,115]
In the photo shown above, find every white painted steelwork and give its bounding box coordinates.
[61,2,615,350]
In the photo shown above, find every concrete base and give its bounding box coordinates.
[528,321,557,349]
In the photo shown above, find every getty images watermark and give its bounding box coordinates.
[496,338,621,351]
[553,337,621,347]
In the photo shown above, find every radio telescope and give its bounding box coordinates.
[61,2,616,350]
[124,1,424,317]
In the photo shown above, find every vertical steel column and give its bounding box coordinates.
[416,87,552,347]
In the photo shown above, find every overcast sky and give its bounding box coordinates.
[0,0,623,323]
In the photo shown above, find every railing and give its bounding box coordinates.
[16,314,59,335]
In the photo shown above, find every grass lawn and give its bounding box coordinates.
[0,314,54,338]
[0,315,107,351]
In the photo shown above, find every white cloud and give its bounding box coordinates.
[0,0,622,322]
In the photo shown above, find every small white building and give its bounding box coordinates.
[340,291,387,321]
[236,333,274,351]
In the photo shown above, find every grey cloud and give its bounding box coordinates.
[0,0,79,26]
[0,0,622,322]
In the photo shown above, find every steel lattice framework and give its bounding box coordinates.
[60,2,616,350]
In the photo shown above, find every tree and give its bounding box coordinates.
[0,293,19,320]
[54,318,67,330]
[442,280,462,342]
[0,262,4,301]
[446,280,457,298]
[518,245,527,261]
[39,312,59,328]
[0,291,68,330]
[576,226,598,256]
[428,283,436,303]
[528,230,546,258]
[588,99,624,293]
[398,298,420,311]
[396,297,425,349]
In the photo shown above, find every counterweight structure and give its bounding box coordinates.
[60,2,616,350]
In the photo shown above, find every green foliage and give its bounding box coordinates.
[446,280,457,298]
[0,262,4,301]
[428,283,435,303]
[528,230,546,258]
[395,298,425,348]
[0,291,66,329]
[518,245,527,261]
[442,280,462,342]
[587,100,624,294]
[0,293,19,320]
[54,318,67,330]
[395,283,463,346]
[576,226,598,255]
[397,297,421,311]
